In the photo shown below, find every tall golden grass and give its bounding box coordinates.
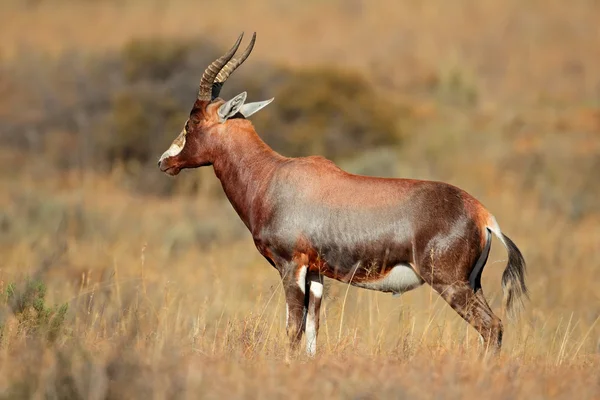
[0,1,599,398]
[2,0,600,105]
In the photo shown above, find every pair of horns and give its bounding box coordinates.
[197,32,256,102]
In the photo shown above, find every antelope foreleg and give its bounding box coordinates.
[305,271,324,357]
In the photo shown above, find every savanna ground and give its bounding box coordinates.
[0,0,599,398]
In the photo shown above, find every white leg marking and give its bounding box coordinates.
[310,280,323,298]
[305,312,317,357]
[296,266,307,294]
[305,280,323,357]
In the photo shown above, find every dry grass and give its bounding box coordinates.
[2,0,600,106]
[1,0,599,398]
[0,159,598,398]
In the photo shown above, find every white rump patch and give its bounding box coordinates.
[352,263,423,296]
[297,266,307,294]
[487,215,507,247]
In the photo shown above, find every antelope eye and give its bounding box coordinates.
[184,121,190,132]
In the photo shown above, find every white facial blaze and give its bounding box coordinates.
[306,280,323,357]
[159,140,185,162]
[159,123,187,163]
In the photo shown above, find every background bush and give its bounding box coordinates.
[0,37,406,197]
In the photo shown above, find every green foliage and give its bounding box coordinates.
[255,67,405,160]
[1,37,409,196]
[432,63,479,107]
[100,40,409,194]
[122,38,191,82]
[103,87,186,165]
[2,279,69,343]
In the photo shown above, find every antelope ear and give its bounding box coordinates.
[239,98,274,118]
[218,92,247,123]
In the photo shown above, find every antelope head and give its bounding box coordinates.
[158,32,273,176]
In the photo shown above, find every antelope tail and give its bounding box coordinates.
[487,217,528,319]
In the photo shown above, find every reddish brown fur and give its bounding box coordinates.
[158,43,527,356]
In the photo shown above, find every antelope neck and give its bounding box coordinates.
[211,128,285,232]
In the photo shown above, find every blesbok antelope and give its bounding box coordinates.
[158,33,527,356]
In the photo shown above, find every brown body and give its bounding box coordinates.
[158,33,527,356]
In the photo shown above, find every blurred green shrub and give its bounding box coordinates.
[254,67,405,160]
[1,37,408,196]
[431,63,479,107]
[122,38,191,82]
[104,87,186,165]
[338,147,400,178]
[2,279,68,343]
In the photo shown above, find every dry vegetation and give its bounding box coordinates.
[0,0,599,399]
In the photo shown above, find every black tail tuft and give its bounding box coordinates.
[501,233,528,319]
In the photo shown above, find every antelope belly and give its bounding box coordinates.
[352,264,423,295]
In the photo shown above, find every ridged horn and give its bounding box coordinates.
[212,32,256,99]
[197,33,244,101]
